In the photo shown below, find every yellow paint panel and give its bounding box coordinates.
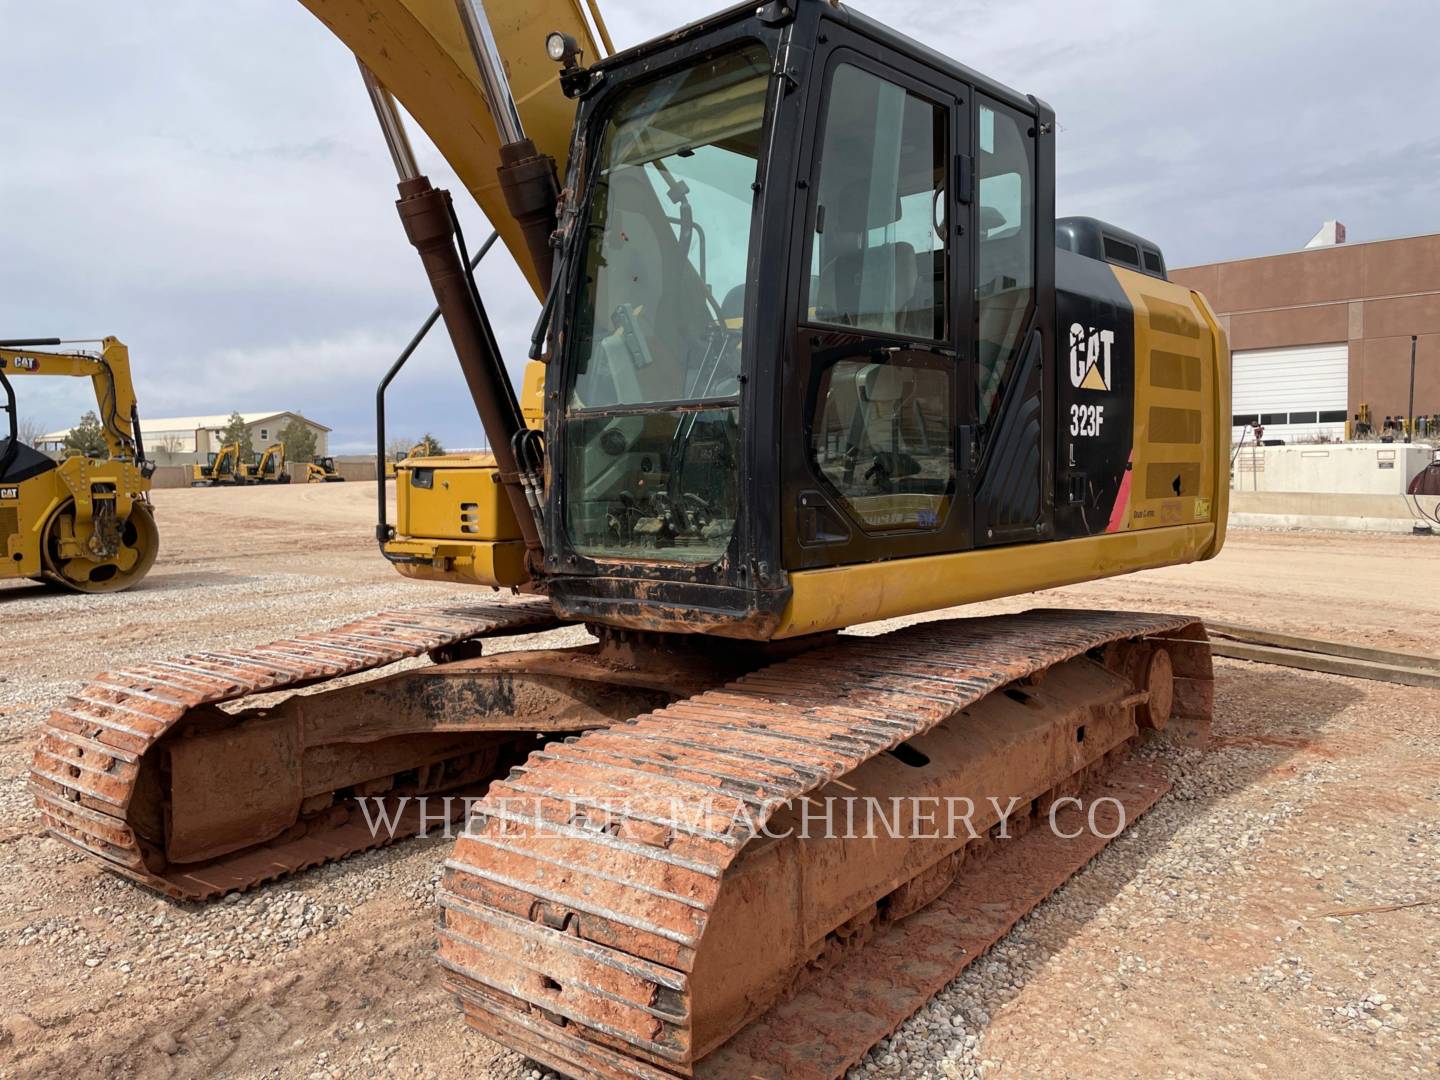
[1145,462,1201,499]
[1148,406,1203,445]
[1112,270,1229,540]
[386,538,529,586]
[520,359,546,428]
[1144,297,1202,339]
[1150,350,1202,391]
[777,523,1217,638]
[395,460,520,541]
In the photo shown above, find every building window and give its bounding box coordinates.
[259,429,268,440]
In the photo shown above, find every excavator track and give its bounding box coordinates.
[439,609,1212,1079]
[30,596,563,900]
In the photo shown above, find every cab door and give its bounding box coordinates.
[970,93,1052,546]
[780,32,974,570]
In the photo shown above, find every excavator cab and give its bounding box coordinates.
[360,0,1226,639]
[534,1,1226,637]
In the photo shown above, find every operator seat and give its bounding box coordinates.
[814,182,919,333]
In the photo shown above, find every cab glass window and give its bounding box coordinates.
[810,359,953,530]
[976,98,1035,424]
[564,44,769,564]
[568,45,769,410]
[807,64,947,340]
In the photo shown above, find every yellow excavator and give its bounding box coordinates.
[1,336,159,592]
[229,443,342,483]
[384,442,427,479]
[189,443,248,486]
[32,1,1229,1076]
[247,442,292,484]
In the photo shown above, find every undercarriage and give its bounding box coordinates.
[32,598,1210,1076]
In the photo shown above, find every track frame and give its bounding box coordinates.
[438,609,1211,1077]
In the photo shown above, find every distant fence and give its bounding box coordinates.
[149,465,191,489]
[337,460,377,482]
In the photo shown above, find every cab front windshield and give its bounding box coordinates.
[565,44,769,563]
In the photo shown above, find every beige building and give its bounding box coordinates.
[1172,228,1439,441]
[40,410,331,465]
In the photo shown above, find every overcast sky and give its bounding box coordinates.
[3,0,1437,450]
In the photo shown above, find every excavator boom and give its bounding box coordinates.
[296,0,612,295]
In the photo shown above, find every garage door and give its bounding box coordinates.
[1231,342,1348,441]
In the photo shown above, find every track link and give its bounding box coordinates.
[439,609,1212,1078]
[30,596,563,899]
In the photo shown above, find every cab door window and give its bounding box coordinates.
[811,358,953,529]
[808,63,948,340]
[975,98,1036,424]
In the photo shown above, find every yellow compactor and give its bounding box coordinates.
[1,337,158,591]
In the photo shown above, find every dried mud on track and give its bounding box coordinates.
[1,484,1437,1079]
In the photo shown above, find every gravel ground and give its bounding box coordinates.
[1,483,1437,1078]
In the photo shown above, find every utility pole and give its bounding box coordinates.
[1407,335,1417,444]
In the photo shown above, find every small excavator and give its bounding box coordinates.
[218,444,343,484]
[32,2,1229,1076]
[247,443,292,484]
[189,443,248,486]
[384,442,426,479]
[0,336,158,592]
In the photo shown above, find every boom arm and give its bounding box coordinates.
[0,336,142,460]
[296,0,611,297]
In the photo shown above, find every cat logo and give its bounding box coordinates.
[1068,323,1114,392]
[0,487,18,501]
[10,356,38,372]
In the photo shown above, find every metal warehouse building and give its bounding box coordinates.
[1172,226,1439,442]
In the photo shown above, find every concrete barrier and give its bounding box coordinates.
[1229,491,1438,534]
[148,465,193,489]
[1233,443,1434,494]
[337,461,376,482]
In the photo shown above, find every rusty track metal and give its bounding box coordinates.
[30,596,563,900]
[438,609,1212,1078]
[694,755,1170,1079]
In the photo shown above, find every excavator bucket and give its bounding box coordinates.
[296,0,609,296]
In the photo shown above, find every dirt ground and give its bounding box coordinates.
[0,484,1436,1079]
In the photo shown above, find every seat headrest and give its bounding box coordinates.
[857,362,911,404]
[824,180,903,238]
